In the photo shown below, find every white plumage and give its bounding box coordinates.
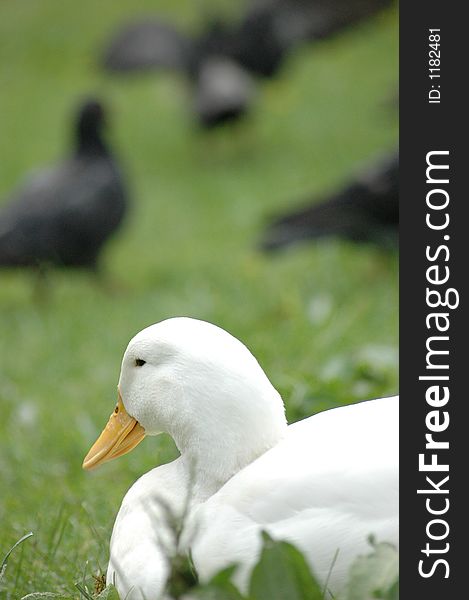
[83,317,398,599]
[189,396,398,596]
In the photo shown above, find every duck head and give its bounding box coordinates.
[83,317,287,480]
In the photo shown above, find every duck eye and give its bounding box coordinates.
[134,358,146,367]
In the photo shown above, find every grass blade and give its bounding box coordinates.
[1,532,34,571]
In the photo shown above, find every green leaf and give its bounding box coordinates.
[345,541,399,600]
[192,566,245,600]
[249,532,323,600]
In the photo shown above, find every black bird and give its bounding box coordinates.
[102,19,191,73]
[0,100,127,271]
[100,0,393,128]
[103,0,394,77]
[189,54,256,128]
[260,152,398,251]
[245,0,394,52]
[102,17,257,128]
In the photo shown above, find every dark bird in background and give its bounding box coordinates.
[102,20,191,73]
[0,99,127,272]
[100,0,394,128]
[188,54,256,128]
[260,151,398,251]
[247,0,394,52]
[103,16,258,129]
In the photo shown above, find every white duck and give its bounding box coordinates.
[83,317,398,599]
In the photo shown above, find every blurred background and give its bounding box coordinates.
[0,0,398,597]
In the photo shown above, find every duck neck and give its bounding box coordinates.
[171,402,288,502]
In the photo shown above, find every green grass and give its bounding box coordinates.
[0,1,398,597]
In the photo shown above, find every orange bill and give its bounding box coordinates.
[82,391,146,470]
